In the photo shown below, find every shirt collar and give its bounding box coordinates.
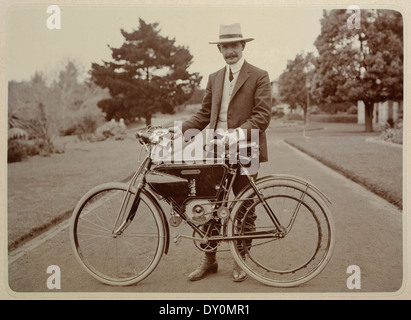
[227,56,245,75]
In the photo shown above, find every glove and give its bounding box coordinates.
[223,128,245,146]
[167,126,182,139]
[224,131,238,146]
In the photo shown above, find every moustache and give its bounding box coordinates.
[224,54,238,59]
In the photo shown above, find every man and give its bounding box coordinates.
[172,23,272,282]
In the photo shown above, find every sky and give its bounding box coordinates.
[5,4,327,88]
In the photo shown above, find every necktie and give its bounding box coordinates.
[229,68,234,82]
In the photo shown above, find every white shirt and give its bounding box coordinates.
[216,56,245,132]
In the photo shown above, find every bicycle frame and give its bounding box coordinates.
[70,127,335,287]
[112,137,286,247]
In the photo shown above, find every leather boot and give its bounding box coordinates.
[232,261,247,282]
[188,252,218,281]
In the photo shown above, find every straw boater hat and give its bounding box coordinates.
[209,23,254,44]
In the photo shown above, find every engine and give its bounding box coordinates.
[184,199,214,225]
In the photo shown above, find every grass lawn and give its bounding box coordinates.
[284,122,403,209]
[7,114,403,251]
[7,133,142,249]
[7,111,191,250]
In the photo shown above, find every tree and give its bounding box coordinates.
[184,87,205,105]
[8,72,59,152]
[50,61,108,137]
[8,60,108,153]
[91,18,202,126]
[52,61,84,118]
[278,52,315,124]
[312,9,403,132]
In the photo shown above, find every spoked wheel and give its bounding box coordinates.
[228,178,335,287]
[70,182,166,286]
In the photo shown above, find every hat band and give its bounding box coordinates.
[219,33,243,39]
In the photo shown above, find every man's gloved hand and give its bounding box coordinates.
[223,130,238,146]
[167,126,182,139]
[223,128,245,146]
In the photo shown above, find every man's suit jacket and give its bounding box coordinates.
[182,61,272,162]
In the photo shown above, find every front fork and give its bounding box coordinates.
[112,155,151,236]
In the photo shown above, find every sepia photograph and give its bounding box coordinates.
[1,0,408,301]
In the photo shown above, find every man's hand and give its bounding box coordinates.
[223,131,238,146]
[223,128,245,146]
[167,126,182,139]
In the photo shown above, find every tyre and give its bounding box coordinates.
[70,182,166,286]
[228,178,335,287]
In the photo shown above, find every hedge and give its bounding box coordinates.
[310,114,357,123]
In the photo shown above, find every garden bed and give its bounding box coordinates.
[284,130,403,209]
[310,114,358,123]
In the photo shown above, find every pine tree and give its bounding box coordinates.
[91,18,202,126]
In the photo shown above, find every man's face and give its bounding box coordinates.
[218,42,244,65]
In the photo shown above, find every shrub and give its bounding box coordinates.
[8,140,27,163]
[346,105,358,115]
[380,128,402,144]
[74,112,104,140]
[318,101,354,114]
[380,119,403,144]
[24,140,42,156]
[271,109,285,119]
[286,113,303,121]
[60,106,106,140]
[95,119,127,141]
[60,120,78,136]
[310,114,357,123]
[385,118,395,128]
[7,139,44,162]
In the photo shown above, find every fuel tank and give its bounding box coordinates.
[146,162,229,207]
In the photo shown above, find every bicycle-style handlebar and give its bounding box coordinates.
[135,126,259,163]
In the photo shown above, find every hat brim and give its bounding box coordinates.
[209,37,254,44]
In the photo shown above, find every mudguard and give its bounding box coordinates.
[256,174,331,205]
[142,186,170,255]
[231,174,331,211]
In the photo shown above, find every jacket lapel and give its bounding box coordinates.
[230,61,250,103]
[211,68,225,129]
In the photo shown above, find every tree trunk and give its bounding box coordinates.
[364,101,374,132]
[145,114,152,127]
